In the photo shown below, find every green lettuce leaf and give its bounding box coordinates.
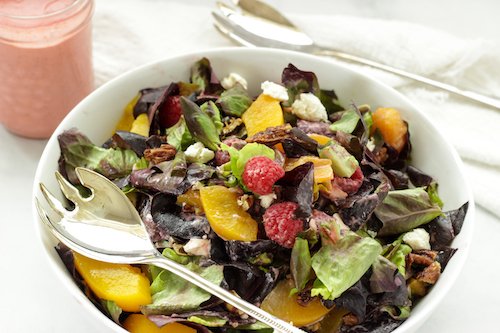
[101,300,122,324]
[181,97,221,151]
[166,117,194,151]
[319,89,343,114]
[329,108,359,134]
[143,259,224,315]
[375,187,443,236]
[290,238,313,292]
[190,57,211,92]
[200,101,223,134]
[311,233,382,300]
[187,316,227,327]
[58,128,139,184]
[217,84,252,117]
[427,181,444,208]
[381,238,412,276]
[381,305,411,320]
[221,142,275,181]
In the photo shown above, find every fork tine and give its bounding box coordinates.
[212,11,257,47]
[74,167,108,190]
[55,171,84,203]
[39,182,69,218]
[35,197,95,258]
[35,197,60,230]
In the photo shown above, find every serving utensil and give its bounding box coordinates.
[35,167,305,333]
[213,0,500,110]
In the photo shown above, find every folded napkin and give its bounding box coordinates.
[93,0,500,218]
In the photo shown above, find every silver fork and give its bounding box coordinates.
[213,0,500,111]
[35,167,305,333]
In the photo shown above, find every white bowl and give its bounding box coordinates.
[32,47,474,333]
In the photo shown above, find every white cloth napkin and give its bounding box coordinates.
[93,0,500,218]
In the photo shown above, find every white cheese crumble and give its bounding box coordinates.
[402,228,431,251]
[183,238,211,257]
[261,81,289,101]
[221,72,248,90]
[259,193,277,209]
[237,194,252,211]
[366,137,376,152]
[291,93,328,122]
[185,142,215,164]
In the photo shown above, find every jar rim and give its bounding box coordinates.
[0,0,89,21]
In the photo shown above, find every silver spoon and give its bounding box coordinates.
[35,167,305,333]
[213,0,500,110]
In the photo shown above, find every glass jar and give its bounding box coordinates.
[0,0,94,139]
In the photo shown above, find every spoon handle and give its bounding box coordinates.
[147,253,305,333]
[315,48,500,110]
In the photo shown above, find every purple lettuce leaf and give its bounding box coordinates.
[150,193,211,240]
[147,82,179,135]
[297,119,334,137]
[129,153,187,194]
[190,57,224,96]
[103,131,148,157]
[281,63,320,106]
[339,193,382,231]
[223,265,282,304]
[133,86,167,118]
[370,256,404,294]
[331,279,369,321]
[282,128,319,158]
[148,309,256,329]
[277,162,314,218]
[224,239,278,262]
[406,165,434,187]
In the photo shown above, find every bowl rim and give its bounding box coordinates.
[32,46,475,333]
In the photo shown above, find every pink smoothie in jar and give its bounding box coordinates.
[0,0,94,139]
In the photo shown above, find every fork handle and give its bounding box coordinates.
[314,48,500,110]
[146,254,304,333]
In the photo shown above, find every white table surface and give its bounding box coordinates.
[1,0,499,332]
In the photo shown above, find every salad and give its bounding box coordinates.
[55,58,468,333]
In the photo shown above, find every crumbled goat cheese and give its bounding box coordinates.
[366,137,376,151]
[237,194,252,211]
[259,193,277,209]
[402,228,431,250]
[291,93,328,122]
[261,81,289,101]
[221,72,248,90]
[183,238,211,257]
[185,142,215,164]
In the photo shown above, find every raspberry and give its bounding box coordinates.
[159,95,182,128]
[242,156,285,195]
[263,202,304,248]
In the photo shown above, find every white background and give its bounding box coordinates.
[1,0,499,332]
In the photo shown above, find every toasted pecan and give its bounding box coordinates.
[415,261,441,284]
[246,124,292,146]
[144,144,176,164]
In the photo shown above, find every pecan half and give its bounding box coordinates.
[407,250,437,268]
[144,144,176,164]
[415,261,441,284]
[246,124,292,146]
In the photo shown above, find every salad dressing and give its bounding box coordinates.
[0,0,94,138]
